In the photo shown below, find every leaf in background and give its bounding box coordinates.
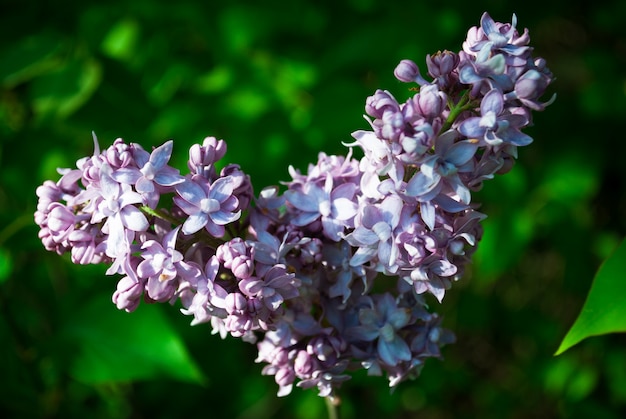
[146,64,191,106]
[472,168,532,283]
[29,53,102,121]
[219,6,264,53]
[226,86,271,121]
[65,295,205,385]
[0,247,12,284]
[0,34,64,88]
[101,18,140,62]
[543,355,598,401]
[555,237,626,355]
[195,65,234,94]
[474,207,535,282]
[538,153,598,204]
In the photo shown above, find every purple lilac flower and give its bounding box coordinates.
[323,240,370,303]
[91,163,149,258]
[137,226,201,302]
[137,226,184,282]
[216,237,255,279]
[220,164,253,213]
[395,211,437,270]
[457,89,532,147]
[347,294,412,367]
[505,68,557,111]
[464,13,530,62]
[410,313,456,358]
[296,357,351,398]
[248,186,286,235]
[349,130,403,198]
[180,255,225,326]
[405,254,458,302]
[458,51,510,95]
[256,336,297,396]
[404,131,478,228]
[224,292,266,337]
[238,264,300,311]
[249,230,309,268]
[411,84,447,120]
[426,50,460,89]
[112,275,146,312]
[284,174,358,241]
[104,138,134,169]
[112,140,185,208]
[364,89,408,143]
[188,136,227,180]
[289,151,361,188]
[35,172,84,254]
[45,203,78,245]
[343,195,404,272]
[67,225,107,265]
[34,12,555,401]
[112,256,145,312]
[394,59,429,85]
[174,175,241,237]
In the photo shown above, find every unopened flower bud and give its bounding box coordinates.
[203,136,227,162]
[294,350,314,376]
[426,50,460,78]
[514,69,548,101]
[47,203,76,243]
[394,59,428,85]
[225,292,248,315]
[113,276,145,312]
[106,139,134,168]
[413,84,447,119]
[275,367,295,388]
[188,137,228,178]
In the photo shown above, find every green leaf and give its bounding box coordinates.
[65,295,205,385]
[195,65,234,94]
[226,87,270,121]
[555,237,626,355]
[539,153,598,204]
[0,248,12,284]
[29,54,102,121]
[101,18,140,62]
[0,34,64,88]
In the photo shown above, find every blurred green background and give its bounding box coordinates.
[2,0,626,417]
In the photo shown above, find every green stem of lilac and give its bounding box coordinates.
[325,396,339,419]
[140,205,182,226]
[440,91,475,134]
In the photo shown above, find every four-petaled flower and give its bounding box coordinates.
[113,140,185,207]
[343,195,403,271]
[347,294,412,367]
[405,131,478,228]
[285,174,357,241]
[458,89,531,147]
[174,175,241,237]
[137,226,201,301]
[92,164,149,257]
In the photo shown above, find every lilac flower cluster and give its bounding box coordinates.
[34,13,554,400]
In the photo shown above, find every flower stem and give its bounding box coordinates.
[440,91,475,133]
[325,396,340,419]
[140,205,181,225]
